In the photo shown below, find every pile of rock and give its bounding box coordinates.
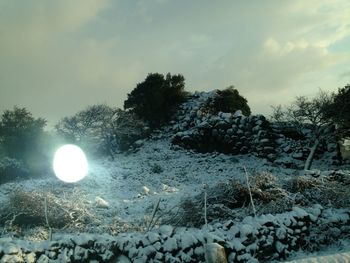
[168,91,341,166]
[1,206,349,262]
[170,92,277,160]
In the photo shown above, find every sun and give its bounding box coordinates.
[53,144,88,183]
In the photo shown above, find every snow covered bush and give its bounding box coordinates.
[0,157,29,184]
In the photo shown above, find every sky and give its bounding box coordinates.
[0,0,349,126]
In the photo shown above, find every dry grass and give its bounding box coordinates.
[168,171,350,227]
[167,172,289,227]
[0,188,100,237]
[287,174,350,208]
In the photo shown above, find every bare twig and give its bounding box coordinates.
[147,198,161,232]
[243,166,256,217]
[44,197,52,241]
[204,183,208,228]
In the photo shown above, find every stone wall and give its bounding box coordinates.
[170,92,278,161]
[1,206,349,263]
[169,92,341,167]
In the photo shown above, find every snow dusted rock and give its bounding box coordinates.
[115,255,132,263]
[73,246,88,261]
[158,225,174,237]
[163,237,178,252]
[233,110,243,117]
[146,232,161,244]
[24,252,36,263]
[179,232,198,249]
[142,186,150,195]
[37,254,50,263]
[95,196,109,209]
[197,121,211,129]
[1,206,350,262]
[71,234,95,248]
[1,254,24,263]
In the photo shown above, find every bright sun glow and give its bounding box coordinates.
[53,144,88,183]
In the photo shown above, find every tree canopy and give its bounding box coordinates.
[0,107,46,163]
[124,73,188,127]
[206,86,251,116]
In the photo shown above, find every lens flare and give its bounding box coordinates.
[53,144,88,183]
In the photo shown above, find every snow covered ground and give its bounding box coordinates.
[1,135,350,262]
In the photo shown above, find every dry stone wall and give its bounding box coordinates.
[170,92,278,161]
[169,91,341,168]
[1,206,349,263]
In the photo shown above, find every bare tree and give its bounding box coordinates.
[271,91,334,170]
[55,104,118,157]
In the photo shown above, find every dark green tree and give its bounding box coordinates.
[0,107,47,176]
[208,86,251,116]
[0,107,46,162]
[324,84,350,137]
[124,73,188,127]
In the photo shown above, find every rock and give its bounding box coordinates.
[25,252,36,263]
[142,186,150,195]
[0,254,24,263]
[116,255,132,263]
[233,110,243,117]
[37,254,49,263]
[134,140,144,147]
[259,138,270,145]
[180,232,198,249]
[4,245,20,255]
[292,152,304,160]
[283,145,292,153]
[95,196,109,209]
[73,246,88,261]
[226,128,234,135]
[163,237,178,252]
[146,232,160,244]
[158,225,174,236]
[71,235,95,248]
[204,243,227,263]
[267,153,276,160]
[198,121,211,129]
[220,112,232,119]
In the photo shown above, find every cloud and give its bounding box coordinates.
[0,0,349,122]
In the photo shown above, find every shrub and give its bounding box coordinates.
[0,189,97,232]
[124,73,188,127]
[112,109,150,152]
[205,86,251,116]
[0,157,29,184]
[323,84,350,137]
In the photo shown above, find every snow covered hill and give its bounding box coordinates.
[0,91,350,262]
